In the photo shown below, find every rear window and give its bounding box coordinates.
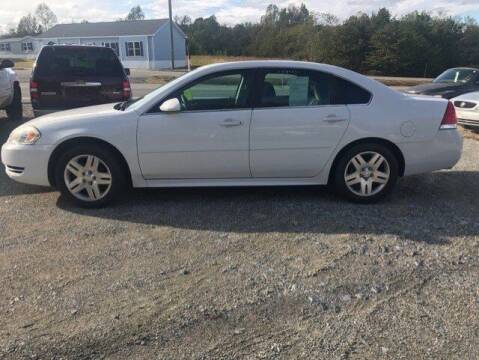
[35,47,124,78]
[331,77,372,105]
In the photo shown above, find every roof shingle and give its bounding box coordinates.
[37,19,172,38]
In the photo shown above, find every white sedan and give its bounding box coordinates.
[452,92,479,129]
[1,61,463,207]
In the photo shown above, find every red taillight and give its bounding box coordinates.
[440,101,457,129]
[30,80,39,100]
[122,79,131,100]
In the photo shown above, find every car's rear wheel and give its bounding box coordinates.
[6,83,22,121]
[334,143,399,203]
[54,144,126,208]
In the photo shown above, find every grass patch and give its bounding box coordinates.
[190,55,267,68]
[12,59,35,69]
[144,75,179,84]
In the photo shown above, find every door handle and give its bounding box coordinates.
[323,114,347,123]
[220,118,243,127]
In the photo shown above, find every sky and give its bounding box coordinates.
[1,0,479,34]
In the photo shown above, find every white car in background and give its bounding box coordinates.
[1,61,463,207]
[452,92,479,129]
[0,59,22,120]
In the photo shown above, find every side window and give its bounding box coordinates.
[174,72,250,111]
[330,77,372,105]
[126,41,143,57]
[259,70,331,108]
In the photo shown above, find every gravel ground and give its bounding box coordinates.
[0,106,478,359]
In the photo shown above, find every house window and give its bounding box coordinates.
[0,43,11,51]
[22,42,33,51]
[126,41,143,57]
[102,42,119,56]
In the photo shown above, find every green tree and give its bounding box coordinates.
[331,13,374,72]
[126,6,145,21]
[366,22,401,75]
[460,24,479,66]
[177,3,479,77]
[35,3,57,31]
[15,14,41,36]
[395,12,436,77]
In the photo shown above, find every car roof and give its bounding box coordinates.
[448,67,479,71]
[193,60,397,93]
[194,60,368,83]
[198,60,343,70]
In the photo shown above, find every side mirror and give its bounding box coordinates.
[124,68,130,76]
[0,59,14,69]
[160,98,181,112]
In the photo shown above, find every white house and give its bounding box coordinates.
[0,36,38,59]
[0,19,187,70]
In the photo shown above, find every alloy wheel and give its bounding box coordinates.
[64,155,113,202]
[344,151,390,197]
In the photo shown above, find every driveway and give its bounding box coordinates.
[0,106,478,359]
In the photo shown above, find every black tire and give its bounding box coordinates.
[6,82,23,121]
[54,144,126,208]
[334,143,399,204]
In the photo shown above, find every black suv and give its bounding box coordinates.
[31,45,131,117]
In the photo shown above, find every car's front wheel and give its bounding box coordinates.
[54,144,126,208]
[334,143,399,203]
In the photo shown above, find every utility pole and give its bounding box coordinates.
[168,0,175,70]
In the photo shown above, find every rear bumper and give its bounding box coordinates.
[1,143,52,186]
[399,129,463,176]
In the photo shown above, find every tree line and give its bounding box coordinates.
[177,4,479,77]
[2,3,58,37]
[2,3,478,77]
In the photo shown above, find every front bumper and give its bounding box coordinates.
[1,143,52,186]
[456,109,479,128]
[399,129,463,176]
[458,118,479,128]
[0,93,13,109]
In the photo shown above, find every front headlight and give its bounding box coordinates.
[7,126,41,145]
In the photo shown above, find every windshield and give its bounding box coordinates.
[125,68,202,111]
[434,69,478,84]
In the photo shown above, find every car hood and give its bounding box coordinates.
[406,82,463,95]
[14,103,138,147]
[21,104,137,145]
[452,91,479,102]
[26,103,123,129]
